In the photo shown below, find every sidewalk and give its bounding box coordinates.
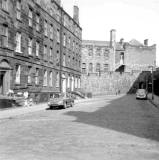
[147,93,159,109]
[0,103,47,120]
[0,95,125,120]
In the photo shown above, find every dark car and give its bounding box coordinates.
[48,93,74,109]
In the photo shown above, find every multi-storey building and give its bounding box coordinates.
[81,40,112,75]
[0,0,82,102]
[82,29,156,75]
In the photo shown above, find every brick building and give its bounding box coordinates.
[0,0,82,102]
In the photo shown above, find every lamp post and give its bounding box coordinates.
[151,66,154,100]
[148,63,155,100]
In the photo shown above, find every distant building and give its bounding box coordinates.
[81,29,156,75]
[81,30,156,96]
[81,40,112,76]
[0,0,82,102]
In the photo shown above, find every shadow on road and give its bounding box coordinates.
[65,95,159,142]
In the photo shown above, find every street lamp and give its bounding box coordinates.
[148,64,155,100]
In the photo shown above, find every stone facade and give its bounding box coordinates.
[0,0,82,103]
[81,30,156,95]
[81,40,113,75]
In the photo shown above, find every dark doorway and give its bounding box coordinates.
[0,71,5,94]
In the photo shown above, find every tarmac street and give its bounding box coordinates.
[0,95,159,160]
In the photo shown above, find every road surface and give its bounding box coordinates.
[0,95,159,160]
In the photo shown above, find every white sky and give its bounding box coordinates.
[61,0,159,66]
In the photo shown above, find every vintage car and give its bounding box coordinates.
[136,89,147,100]
[48,93,74,109]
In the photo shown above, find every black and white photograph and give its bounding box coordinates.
[0,0,159,159]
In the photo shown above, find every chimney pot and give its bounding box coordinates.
[110,29,116,48]
[144,39,148,46]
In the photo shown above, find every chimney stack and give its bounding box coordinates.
[144,39,148,46]
[73,5,79,24]
[110,29,116,48]
[120,38,124,44]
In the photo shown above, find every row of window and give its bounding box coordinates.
[86,47,109,57]
[15,64,81,89]
[15,65,60,87]
[2,27,80,60]
[2,0,81,38]
[15,0,80,51]
[1,27,80,68]
[82,63,109,73]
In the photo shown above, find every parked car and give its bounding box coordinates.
[136,89,147,100]
[69,91,85,99]
[48,93,74,109]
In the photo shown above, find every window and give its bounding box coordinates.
[49,47,52,57]
[15,65,21,84]
[68,37,71,48]
[36,14,40,31]
[50,24,53,40]
[67,75,70,88]
[96,47,101,56]
[68,56,71,64]
[36,41,40,57]
[76,43,78,52]
[63,33,66,47]
[63,54,66,66]
[104,49,109,58]
[89,63,93,72]
[104,64,109,72]
[43,70,47,86]
[2,0,8,11]
[88,47,93,56]
[75,77,78,89]
[28,66,32,84]
[44,20,48,36]
[15,32,21,52]
[96,63,100,72]
[82,63,86,73]
[57,29,60,43]
[44,45,47,56]
[73,41,75,51]
[35,68,39,85]
[29,8,33,27]
[120,52,124,65]
[78,78,81,89]
[28,37,32,55]
[2,25,8,47]
[56,72,59,87]
[16,0,21,20]
[49,71,53,87]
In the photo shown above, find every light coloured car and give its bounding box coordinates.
[136,89,147,100]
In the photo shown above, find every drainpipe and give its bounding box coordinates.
[59,8,64,93]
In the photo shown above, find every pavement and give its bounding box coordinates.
[147,93,159,109]
[0,94,125,120]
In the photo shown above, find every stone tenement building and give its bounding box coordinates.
[0,0,82,102]
[81,30,156,95]
[82,29,156,75]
